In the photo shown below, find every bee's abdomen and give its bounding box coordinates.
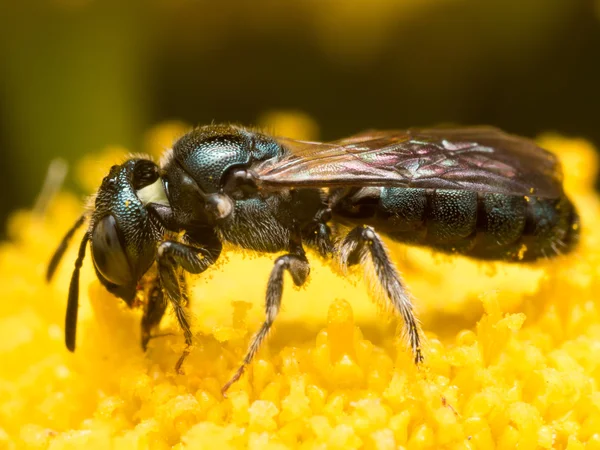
[332,187,579,262]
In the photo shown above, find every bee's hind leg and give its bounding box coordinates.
[339,225,424,364]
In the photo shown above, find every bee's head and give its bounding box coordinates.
[89,158,168,301]
[47,158,170,351]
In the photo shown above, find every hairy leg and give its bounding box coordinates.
[222,245,310,395]
[339,225,423,364]
[156,239,217,373]
[140,276,169,351]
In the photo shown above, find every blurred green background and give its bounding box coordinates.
[1,0,600,235]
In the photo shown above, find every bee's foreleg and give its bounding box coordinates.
[339,225,424,364]
[156,239,216,373]
[221,248,310,396]
[140,278,169,351]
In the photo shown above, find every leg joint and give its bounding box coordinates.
[360,226,377,242]
[157,241,172,258]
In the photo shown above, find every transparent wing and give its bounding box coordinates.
[254,127,564,198]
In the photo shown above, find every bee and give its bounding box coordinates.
[47,125,579,394]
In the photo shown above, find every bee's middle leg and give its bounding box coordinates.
[221,247,310,395]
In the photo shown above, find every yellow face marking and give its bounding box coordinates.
[136,179,170,206]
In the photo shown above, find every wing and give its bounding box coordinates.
[254,127,564,198]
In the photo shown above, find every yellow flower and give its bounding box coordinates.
[1,122,599,449]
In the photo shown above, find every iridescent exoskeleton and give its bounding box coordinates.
[47,125,579,393]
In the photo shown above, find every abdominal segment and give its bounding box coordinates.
[330,187,579,262]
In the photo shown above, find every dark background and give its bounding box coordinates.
[1,0,599,235]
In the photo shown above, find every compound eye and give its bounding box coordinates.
[91,215,133,286]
